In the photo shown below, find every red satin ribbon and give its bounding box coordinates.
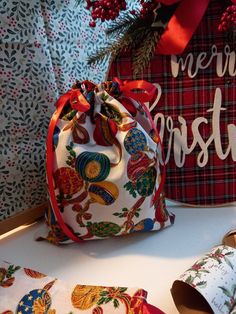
[157,0,210,55]
[47,90,90,243]
[114,78,157,103]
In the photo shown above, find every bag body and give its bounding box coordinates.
[108,0,236,207]
[44,81,174,244]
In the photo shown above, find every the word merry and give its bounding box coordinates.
[171,45,236,78]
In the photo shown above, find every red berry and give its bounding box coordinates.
[139,0,158,19]
[86,0,128,27]
[89,20,96,27]
[218,5,236,31]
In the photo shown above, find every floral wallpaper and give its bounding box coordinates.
[0,0,110,221]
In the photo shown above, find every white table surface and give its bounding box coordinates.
[1,202,236,314]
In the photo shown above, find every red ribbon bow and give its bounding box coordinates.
[157,0,210,55]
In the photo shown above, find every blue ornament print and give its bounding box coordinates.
[131,218,154,232]
[124,128,147,155]
[17,289,51,313]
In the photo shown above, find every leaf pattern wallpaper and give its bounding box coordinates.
[0,0,110,220]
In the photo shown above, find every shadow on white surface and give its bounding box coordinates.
[1,205,236,260]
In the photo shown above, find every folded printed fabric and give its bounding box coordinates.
[171,231,236,314]
[0,260,165,314]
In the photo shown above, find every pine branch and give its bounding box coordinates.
[87,35,133,65]
[87,4,170,72]
[132,29,160,76]
[88,21,145,63]
[105,13,139,38]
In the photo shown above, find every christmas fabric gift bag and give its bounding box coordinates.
[171,230,236,314]
[0,259,165,313]
[42,80,174,244]
[106,0,236,207]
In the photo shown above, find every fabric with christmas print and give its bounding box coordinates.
[0,260,164,313]
[174,245,236,314]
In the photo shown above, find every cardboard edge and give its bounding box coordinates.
[0,203,48,235]
[171,280,213,314]
[222,230,236,248]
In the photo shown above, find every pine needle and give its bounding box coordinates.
[88,22,148,65]
[105,13,139,38]
[87,36,132,65]
[132,29,160,76]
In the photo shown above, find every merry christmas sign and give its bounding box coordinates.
[109,0,236,206]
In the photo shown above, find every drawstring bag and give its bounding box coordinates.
[42,80,174,244]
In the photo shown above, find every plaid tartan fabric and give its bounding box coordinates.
[108,0,236,206]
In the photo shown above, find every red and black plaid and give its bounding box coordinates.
[109,0,236,206]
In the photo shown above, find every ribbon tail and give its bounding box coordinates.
[157,0,210,55]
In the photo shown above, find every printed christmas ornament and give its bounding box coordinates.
[86,221,122,238]
[136,166,157,197]
[54,167,84,196]
[75,152,111,182]
[17,289,52,313]
[131,218,155,232]
[53,126,60,149]
[71,285,103,310]
[127,151,154,182]
[88,181,119,205]
[124,127,147,155]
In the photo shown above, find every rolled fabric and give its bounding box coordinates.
[171,234,236,314]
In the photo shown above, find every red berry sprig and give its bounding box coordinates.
[218,4,236,31]
[86,0,127,27]
[139,0,159,19]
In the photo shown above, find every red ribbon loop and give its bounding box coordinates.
[70,90,90,112]
[157,0,210,55]
[114,78,157,103]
